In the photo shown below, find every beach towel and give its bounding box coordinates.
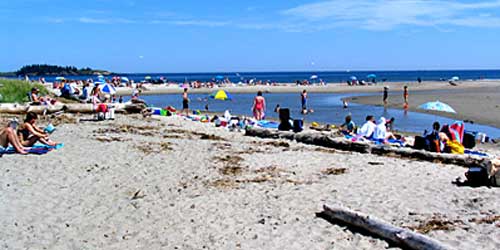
[450,121,464,143]
[0,147,50,155]
[257,120,279,129]
[464,150,489,157]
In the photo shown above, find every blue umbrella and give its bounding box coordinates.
[418,101,456,114]
[367,74,377,78]
[99,83,117,95]
[215,75,224,80]
[350,76,357,80]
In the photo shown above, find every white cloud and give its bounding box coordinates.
[282,0,500,30]
[78,17,135,24]
[168,20,230,27]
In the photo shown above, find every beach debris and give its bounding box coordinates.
[368,161,384,166]
[263,140,290,148]
[469,215,500,225]
[407,217,463,234]
[220,166,244,176]
[95,136,129,143]
[321,167,347,175]
[131,189,146,200]
[318,205,451,250]
[199,133,226,141]
[136,141,173,154]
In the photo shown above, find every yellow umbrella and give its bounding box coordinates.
[210,90,232,101]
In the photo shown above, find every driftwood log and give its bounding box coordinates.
[318,205,450,250]
[0,103,146,114]
[245,127,490,167]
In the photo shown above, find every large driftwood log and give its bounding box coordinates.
[245,127,489,167]
[0,103,146,114]
[318,205,450,250]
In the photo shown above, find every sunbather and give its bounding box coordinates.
[357,115,376,139]
[0,120,28,154]
[17,112,58,147]
[373,117,396,142]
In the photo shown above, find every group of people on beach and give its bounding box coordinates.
[339,115,397,142]
[0,112,58,154]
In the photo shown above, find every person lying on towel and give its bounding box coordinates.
[0,120,29,154]
[17,112,58,147]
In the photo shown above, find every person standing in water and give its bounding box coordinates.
[252,91,266,120]
[383,86,389,105]
[182,88,189,116]
[301,89,308,114]
[403,85,409,107]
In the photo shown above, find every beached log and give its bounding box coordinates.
[0,103,145,114]
[245,126,489,167]
[318,205,450,250]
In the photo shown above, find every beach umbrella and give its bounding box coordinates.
[418,101,456,114]
[450,76,459,81]
[310,75,319,80]
[215,75,224,80]
[350,76,357,80]
[98,83,117,95]
[121,77,130,82]
[367,74,377,79]
[210,90,232,101]
[145,76,152,80]
[55,76,65,81]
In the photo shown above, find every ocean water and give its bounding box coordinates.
[130,92,500,138]
[19,69,500,83]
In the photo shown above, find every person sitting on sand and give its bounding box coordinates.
[373,117,396,142]
[17,112,58,147]
[0,120,28,154]
[252,91,266,120]
[30,87,54,106]
[357,115,376,139]
[340,115,355,135]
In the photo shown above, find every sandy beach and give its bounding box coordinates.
[1,114,499,249]
[116,80,500,96]
[345,85,500,129]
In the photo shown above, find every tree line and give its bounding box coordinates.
[13,64,110,76]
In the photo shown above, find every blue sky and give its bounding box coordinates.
[2,0,500,73]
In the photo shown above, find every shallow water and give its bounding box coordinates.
[132,92,500,138]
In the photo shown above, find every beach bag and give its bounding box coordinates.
[279,108,290,122]
[463,132,476,149]
[413,136,429,151]
[465,167,490,186]
[293,119,303,133]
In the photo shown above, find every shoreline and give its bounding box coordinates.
[116,80,500,96]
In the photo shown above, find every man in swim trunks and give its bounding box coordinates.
[0,120,28,154]
[182,88,189,116]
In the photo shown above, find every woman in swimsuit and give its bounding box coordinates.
[252,91,266,120]
[17,112,58,147]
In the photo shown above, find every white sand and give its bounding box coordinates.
[0,114,499,249]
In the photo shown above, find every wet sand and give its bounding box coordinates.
[345,86,500,129]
